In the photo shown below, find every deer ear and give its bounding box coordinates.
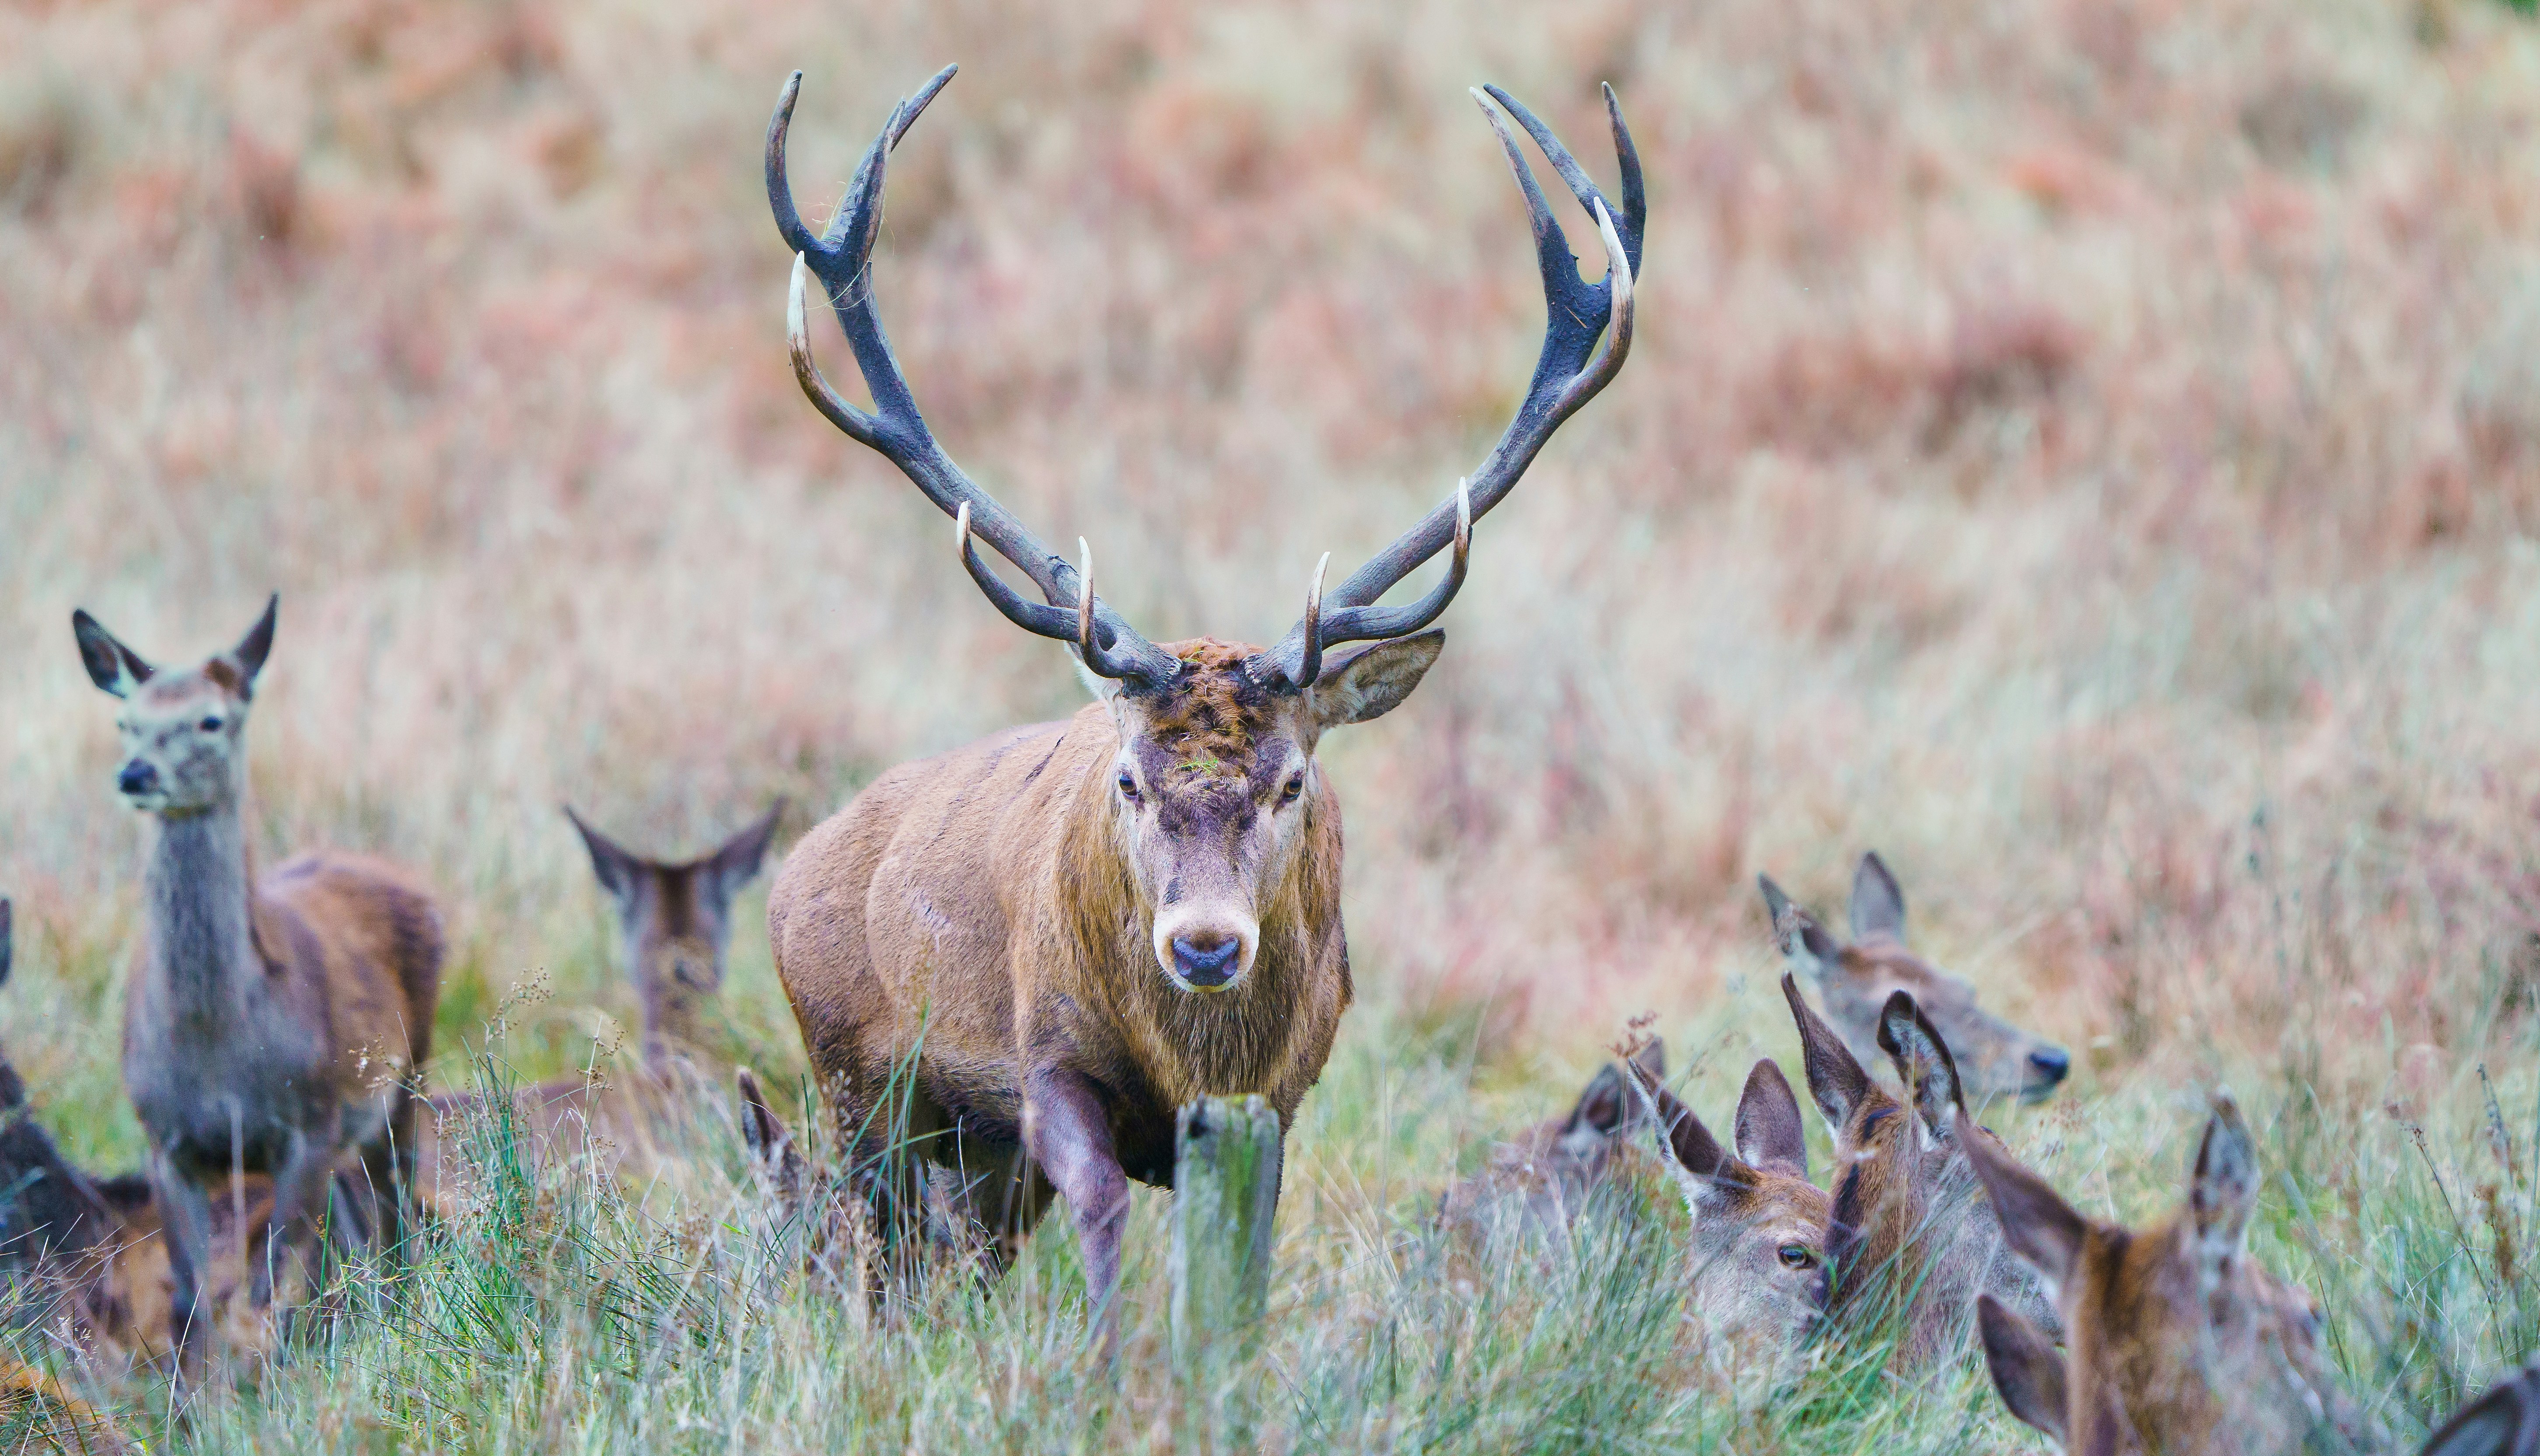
[1312,628,1444,729]
[225,593,279,691]
[1962,1126,2088,1296]
[1782,973,1874,1133]
[1876,991,1966,1137]
[1978,1293,2069,1442]
[2419,1362,2540,1456]
[736,1068,803,1182]
[2189,1093,2259,1263]
[1625,1037,1664,1088]
[706,800,786,903]
[1734,1058,1810,1180]
[72,610,155,699]
[564,806,643,902]
[1761,876,1845,969]
[1566,1063,1632,1137]
[0,898,12,988]
[1849,851,1908,945]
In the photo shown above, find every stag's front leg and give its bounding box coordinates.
[1023,1067,1129,1351]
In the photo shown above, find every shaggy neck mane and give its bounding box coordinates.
[1050,716,1342,1100]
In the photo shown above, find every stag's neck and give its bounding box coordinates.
[141,800,263,1023]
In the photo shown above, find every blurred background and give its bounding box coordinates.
[3,0,2538,1167]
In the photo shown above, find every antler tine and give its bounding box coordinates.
[1245,85,1642,692]
[1293,552,1332,688]
[772,68,1180,688]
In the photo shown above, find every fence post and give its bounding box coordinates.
[1170,1093,1282,1407]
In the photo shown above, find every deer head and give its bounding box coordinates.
[71,597,276,818]
[1628,1053,1832,1375]
[1761,852,2070,1105]
[766,67,1638,995]
[565,803,784,1062]
[1963,1093,2371,1454]
[1781,973,2057,1366]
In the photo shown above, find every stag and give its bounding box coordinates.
[71,597,443,1376]
[762,65,1639,1334]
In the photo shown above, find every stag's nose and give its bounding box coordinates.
[1170,935,1242,989]
[117,760,159,797]
[2027,1046,2071,1086]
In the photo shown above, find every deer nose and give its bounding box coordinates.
[2027,1046,2071,1085]
[117,760,159,797]
[1170,935,1241,988]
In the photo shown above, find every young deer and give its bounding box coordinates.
[1761,853,2070,1104]
[72,597,443,1376]
[762,64,1638,1339]
[411,804,783,1217]
[1437,1040,1670,1243]
[1964,1094,2373,1454]
[1627,1051,1834,1383]
[1781,973,2056,1369]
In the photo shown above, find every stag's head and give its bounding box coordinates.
[1966,1094,2370,1456]
[1761,854,2070,1104]
[566,803,785,1056]
[766,66,1639,996]
[71,597,276,818]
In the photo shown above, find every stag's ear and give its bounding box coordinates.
[1312,629,1444,729]
[1782,973,1874,1133]
[1876,991,1966,1138]
[72,610,155,698]
[1849,851,1908,946]
[223,594,279,693]
[1735,1058,1810,1180]
[1566,1063,1633,1137]
[2419,1361,2540,1456]
[2189,1093,2259,1266]
[1978,1294,2069,1442]
[564,806,644,903]
[1962,1126,2088,1297]
[706,800,786,904]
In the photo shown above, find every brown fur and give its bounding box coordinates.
[409,806,781,1218]
[1762,853,2069,1104]
[1964,1094,2374,1455]
[1781,973,2055,1369]
[769,633,1436,1321]
[73,598,443,1373]
[1438,1042,1668,1245]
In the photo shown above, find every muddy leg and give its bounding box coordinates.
[148,1151,218,1384]
[1023,1068,1129,1353]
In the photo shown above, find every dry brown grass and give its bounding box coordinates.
[2,0,2539,1444]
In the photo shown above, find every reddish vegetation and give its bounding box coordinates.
[3,0,2537,1097]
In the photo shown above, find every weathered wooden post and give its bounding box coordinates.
[1170,1093,1282,1414]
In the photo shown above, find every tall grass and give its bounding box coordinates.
[1,0,2537,1447]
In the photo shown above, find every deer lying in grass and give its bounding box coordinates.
[1781,973,2057,1369]
[72,597,443,1377]
[0,898,292,1368]
[1762,853,2070,1104]
[411,804,782,1218]
[1965,1093,2377,1454]
[762,64,1638,1338]
[1436,1041,1830,1382]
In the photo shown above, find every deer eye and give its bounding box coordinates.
[1280,772,1305,804]
[198,716,224,733]
[1115,770,1139,802]
[1777,1244,1814,1269]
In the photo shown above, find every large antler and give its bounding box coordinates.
[768,67,1184,688]
[1244,85,1643,693]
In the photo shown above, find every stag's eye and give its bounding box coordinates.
[1280,772,1305,805]
[1115,770,1139,803]
[1777,1244,1815,1270]
[198,716,224,733]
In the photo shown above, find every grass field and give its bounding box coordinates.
[3,0,2539,1449]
